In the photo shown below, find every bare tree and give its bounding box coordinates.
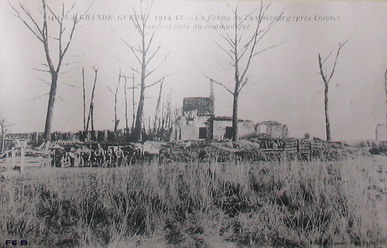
[161,96,179,140]
[153,78,165,132]
[82,67,86,131]
[131,74,137,130]
[204,1,282,141]
[8,0,87,140]
[107,71,121,132]
[318,40,348,141]
[121,0,168,142]
[122,74,129,133]
[85,67,98,132]
[119,73,138,133]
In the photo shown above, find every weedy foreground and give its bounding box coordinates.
[0,156,386,247]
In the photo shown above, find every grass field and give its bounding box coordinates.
[0,156,386,247]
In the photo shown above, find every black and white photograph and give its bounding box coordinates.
[0,0,386,247]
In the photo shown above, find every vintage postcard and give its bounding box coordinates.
[0,0,386,247]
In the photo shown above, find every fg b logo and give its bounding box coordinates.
[5,240,28,245]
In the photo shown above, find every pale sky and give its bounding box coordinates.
[0,0,386,141]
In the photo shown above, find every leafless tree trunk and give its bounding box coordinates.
[153,78,164,132]
[0,120,4,153]
[90,106,95,131]
[385,69,387,140]
[121,0,168,142]
[82,67,86,131]
[158,96,176,140]
[108,71,122,132]
[204,1,282,141]
[0,120,7,153]
[85,68,98,132]
[8,0,84,140]
[166,99,173,129]
[120,73,139,133]
[122,75,129,132]
[318,41,348,141]
[131,74,136,130]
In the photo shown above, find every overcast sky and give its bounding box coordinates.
[0,0,386,141]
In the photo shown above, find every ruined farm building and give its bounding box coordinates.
[172,96,215,140]
[171,81,288,141]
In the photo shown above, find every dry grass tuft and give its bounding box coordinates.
[0,157,386,247]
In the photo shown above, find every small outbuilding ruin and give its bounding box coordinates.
[255,121,288,139]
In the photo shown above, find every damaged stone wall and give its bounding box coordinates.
[171,115,212,141]
[213,119,255,140]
